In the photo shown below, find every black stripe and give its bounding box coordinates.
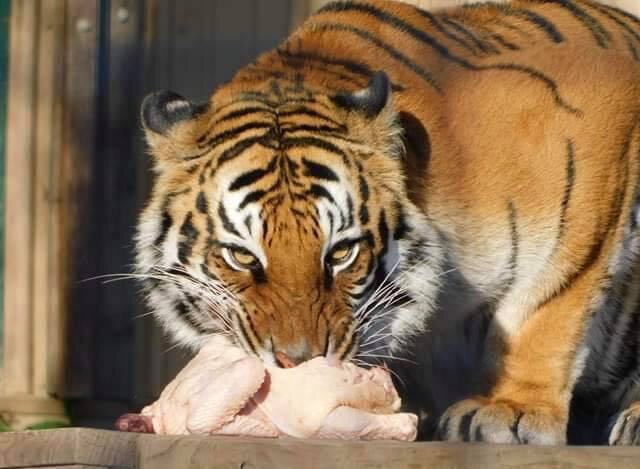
[460,409,479,442]
[625,35,640,63]
[277,47,376,82]
[324,261,334,290]
[281,123,348,136]
[312,22,442,93]
[358,174,370,205]
[201,263,221,283]
[507,8,564,43]
[308,184,336,205]
[198,106,275,144]
[216,133,275,168]
[601,3,640,31]
[176,301,208,335]
[239,190,267,210]
[487,31,520,51]
[491,18,532,40]
[545,0,611,48]
[213,106,274,125]
[581,0,640,49]
[154,209,173,247]
[337,320,358,359]
[414,9,481,55]
[238,91,275,105]
[613,412,630,445]
[394,203,409,240]
[511,411,524,444]
[152,190,190,247]
[302,157,340,182]
[327,210,335,234]
[270,79,284,100]
[538,124,635,311]
[277,52,369,88]
[278,106,344,127]
[281,136,351,166]
[346,194,355,229]
[343,333,358,361]
[218,202,241,237]
[359,203,370,225]
[182,148,213,162]
[178,212,198,264]
[196,191,209,214]
[557,139,576,244]
[204,121,273,149]
[229,157,278,191]
[278,50,405,91]
[315,4,580,114]
[378,209,390,259]
[441,16,498,54]
[235,312,260,356]
[478,62,581,115]
[583,0,640,55]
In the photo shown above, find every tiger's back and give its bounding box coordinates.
[136,0,640,444]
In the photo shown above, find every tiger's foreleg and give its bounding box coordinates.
[609,402,640,445]
[437,260,610,445]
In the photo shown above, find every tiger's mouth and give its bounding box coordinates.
[230,310,360,368]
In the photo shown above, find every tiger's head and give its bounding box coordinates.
[136,72,438,367]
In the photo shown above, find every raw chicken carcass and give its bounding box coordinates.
[116,336,417,441]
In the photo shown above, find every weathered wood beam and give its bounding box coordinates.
[3,429,640,469]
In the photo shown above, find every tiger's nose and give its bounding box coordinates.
[273,341,317,368]
[274,351,299,368]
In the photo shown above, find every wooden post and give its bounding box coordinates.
[0,0,68,429]
[0,0,100,429]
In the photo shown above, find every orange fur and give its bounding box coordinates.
[137,0,640,443]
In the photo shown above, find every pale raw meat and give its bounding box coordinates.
[116,336,417,441]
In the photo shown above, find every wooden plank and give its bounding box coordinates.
[61,0,100,398]
[19,466,111,469]
[18,466,110,469]
[0,429,138,469]
[4,429,640,469]
[1,0,70,428]
[0,0,10,374]
[138,435,640,469]
[33,0,66,399]
[2,0,38,397]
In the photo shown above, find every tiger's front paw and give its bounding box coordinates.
[437,398,566,444]
[609,403,640,445]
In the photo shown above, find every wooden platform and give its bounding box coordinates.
[2,429,640,469]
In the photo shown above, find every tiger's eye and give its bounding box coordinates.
[231,249,258,267]
[330,245,352,263]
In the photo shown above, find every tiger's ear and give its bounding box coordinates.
[141,90,208,162]
[331,71,390,118]
[141,90,207,135]
[332,71,402,158]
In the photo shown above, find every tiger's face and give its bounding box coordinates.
[136,73,419,366]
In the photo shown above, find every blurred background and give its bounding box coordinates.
[0,0,638,430]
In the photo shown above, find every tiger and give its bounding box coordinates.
[135,0,640,445]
